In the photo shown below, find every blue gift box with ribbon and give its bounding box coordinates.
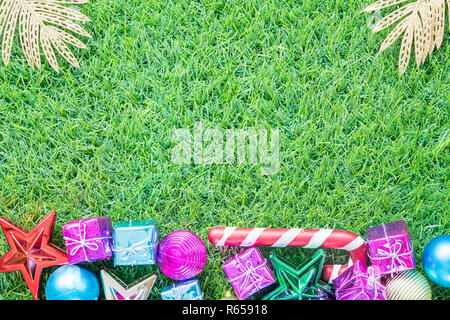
[113,220,158,266]
[161,279,204,300]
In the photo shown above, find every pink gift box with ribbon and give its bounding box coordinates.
[333,260,386,300]
[367,220,415,276]
[62,216,113,264]
[222,247,275,300]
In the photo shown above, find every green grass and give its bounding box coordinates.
[0,0,449,300]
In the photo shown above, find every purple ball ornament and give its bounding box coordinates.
[157,230,207,280]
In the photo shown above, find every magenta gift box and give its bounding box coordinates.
[222,247,275,300]
[367,220,415,276]
[62,216,113,264]
[333,260,385,300]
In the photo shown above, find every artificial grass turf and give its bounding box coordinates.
[0,0,448,299]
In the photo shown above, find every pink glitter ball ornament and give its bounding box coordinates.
[157,230,207,280]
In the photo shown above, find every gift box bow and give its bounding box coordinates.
[113,222,157,265]
[114,236,154,260]
[368,223,413,275]
[335,266,385,300]
[228,249,271,293]
[164,281,203,300]
[230,259,267,291]
[63,219,111,261]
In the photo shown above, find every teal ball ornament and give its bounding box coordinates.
[422,234,450,287]
[45,265,100,300]
[385,270,432,300]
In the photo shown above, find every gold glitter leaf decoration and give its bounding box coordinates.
[0,0,91,72]
[364,0,449,74]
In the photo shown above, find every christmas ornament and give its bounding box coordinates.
[0,0,91,72]
[364,0,449,74]
[100,269,157,300]
[45,264,100,300]
[262,249,326,300]
[333,260,385,300]
[113,220,158,266]
[0,211,68,300]
[208,227,367,283]
[157,230,207,281]
[222,247,275,300]
[302,281,335,300]
[62,216,113,264]
[422,234,450,287]
[385,270,432,300]
[161,279,204,300]
[221,291,239,300]
[367,220,415,276]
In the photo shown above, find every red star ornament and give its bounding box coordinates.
[0,211,68,299]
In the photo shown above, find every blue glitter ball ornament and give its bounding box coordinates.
[422,234,450,288]
[45,265,100,300]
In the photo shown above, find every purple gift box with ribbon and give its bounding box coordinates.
[367,220,415,276]
[333,260,386,300]
[222,247,275,300]
[62,216,113,264]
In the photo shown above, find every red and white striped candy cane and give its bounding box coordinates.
[208,227,368,283]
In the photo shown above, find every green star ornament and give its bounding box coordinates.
[262,249,326,300]
[302,281,335,300]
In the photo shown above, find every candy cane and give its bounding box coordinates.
[208,227,368,283]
